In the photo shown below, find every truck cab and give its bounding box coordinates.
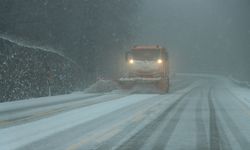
[126,45,169,78]
[119,45,169,93]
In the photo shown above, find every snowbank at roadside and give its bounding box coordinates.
[227,78,250,109]
[84,80,120,93]
[85,79,164,94]
[229,86,250,109]
[0,92,97,113]
[229,76,250,89]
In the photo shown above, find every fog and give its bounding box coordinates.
[134,0,250,77]
[0,0,250,101]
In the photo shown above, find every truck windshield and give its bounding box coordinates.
[131,49,161,60]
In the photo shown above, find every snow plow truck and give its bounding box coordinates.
[118,45,169,93]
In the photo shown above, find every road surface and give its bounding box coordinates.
[0,74,250,150]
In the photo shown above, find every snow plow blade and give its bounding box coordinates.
[118,77,160,89]
[118,77,169,93]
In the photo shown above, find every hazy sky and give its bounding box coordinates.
[135,0,250,73]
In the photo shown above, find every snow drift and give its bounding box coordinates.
[84,80,120,93]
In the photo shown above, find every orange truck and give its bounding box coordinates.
[119,45,169,93]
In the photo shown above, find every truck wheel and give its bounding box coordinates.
[158,79,169,94]
[166,77,170,93]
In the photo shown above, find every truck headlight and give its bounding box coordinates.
[129,59,134,64]
[157,59,162,64]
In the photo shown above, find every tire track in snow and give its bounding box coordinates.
[116,87,197,150]
[216,119,233,150]
[0,94,128,128]
[208,87,220,150]
[208,87,233,150]
[76,95,165,150]
[151,90,192,150]
[0,94,158,150]
[195,87,209,150]
[212,88,250,150]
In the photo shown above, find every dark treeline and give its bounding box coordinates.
[0,0,141,101]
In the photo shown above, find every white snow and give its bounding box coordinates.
[0,92,98,113]
[111,81,201,150]
[84,79,119,93]
[1,75,250,150]
[0,94,156,150]
[228,84,250,109]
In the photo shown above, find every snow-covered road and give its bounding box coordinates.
[1,75,250,150]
